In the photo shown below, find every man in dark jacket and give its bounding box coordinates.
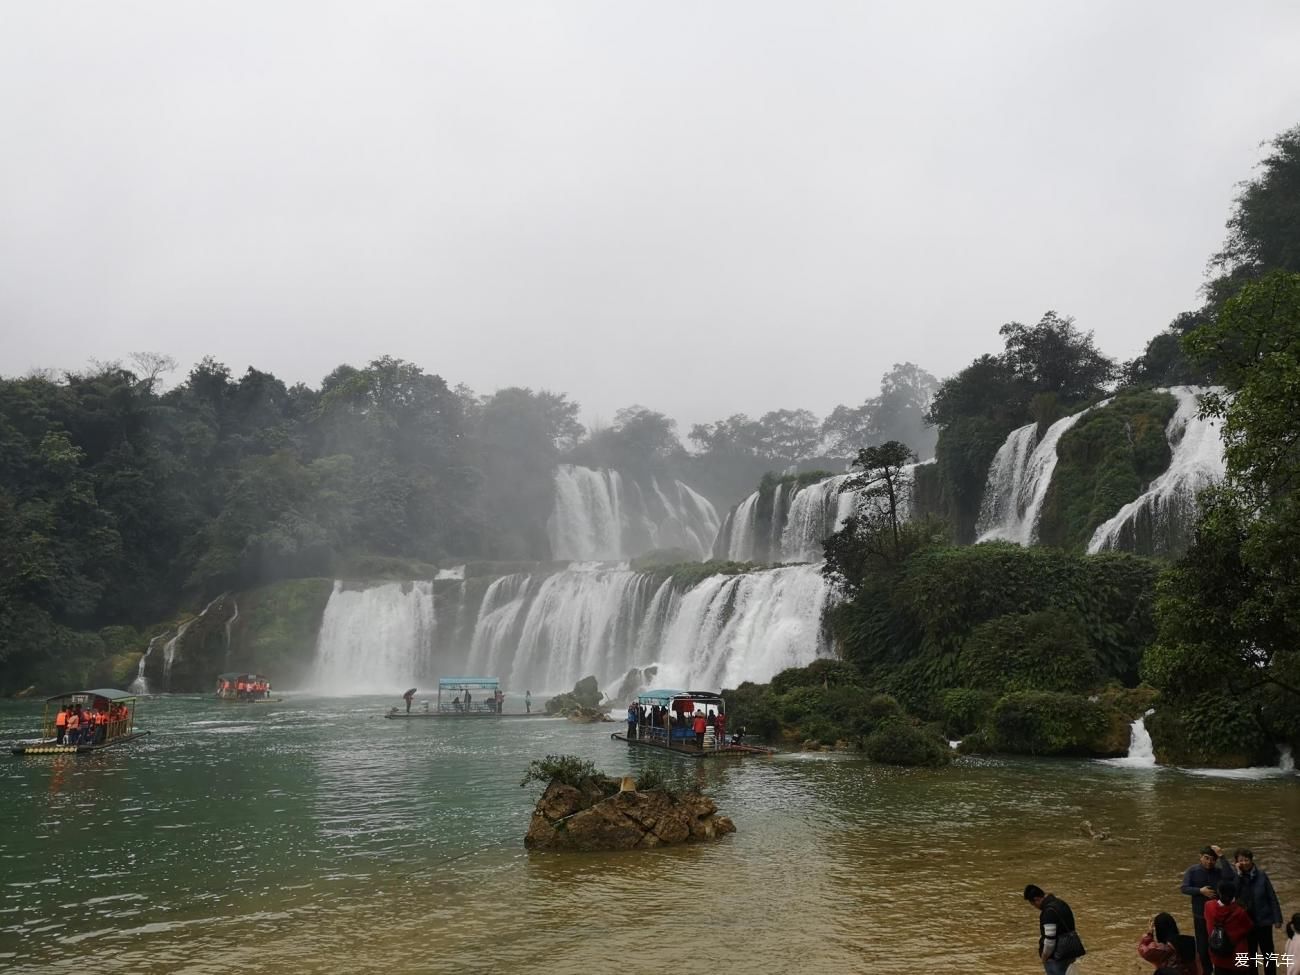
[1182,844,1236,975]
[1235,848,1284,975]
[1024,884,1082,975]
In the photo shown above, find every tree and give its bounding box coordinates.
[1211,125,1300,284]
[1147,273,1300,745]
[754,408,821,465]
[998,311,1116,402]
[823,441,917,591]
[688,413,764,458]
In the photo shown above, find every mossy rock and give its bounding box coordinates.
[1036,390,1179,550]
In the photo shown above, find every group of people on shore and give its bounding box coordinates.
[1026,844,1298,974]
[53,704,129,747]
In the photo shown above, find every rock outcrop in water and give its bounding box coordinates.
[525,778,736,852]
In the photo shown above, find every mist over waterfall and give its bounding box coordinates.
[313,581,438,694]
[976,402,1106,545]
[548,465,720,561]
[310,563,832,696]
[1087,387,1226,554]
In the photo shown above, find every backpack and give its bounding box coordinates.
[1208,915,1233,954]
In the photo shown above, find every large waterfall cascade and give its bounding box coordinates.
[309,562,833,697]
[1086,386,1227,554]
[548,465,720,562]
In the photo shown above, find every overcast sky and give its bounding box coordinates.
[2,2,1298,432]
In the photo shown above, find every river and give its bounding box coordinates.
[1,696,1296,974]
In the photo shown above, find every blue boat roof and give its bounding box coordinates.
[635,688,722,704]
[438,677,499,688]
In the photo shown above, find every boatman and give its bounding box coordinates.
[54,706,68,745]
[403,688,415,714]
[626,703,638,740]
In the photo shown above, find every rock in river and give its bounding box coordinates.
[524,779,736,852]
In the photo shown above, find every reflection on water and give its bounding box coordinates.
[1,698,1296,974]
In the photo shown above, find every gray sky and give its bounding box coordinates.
[2,2,1299,433]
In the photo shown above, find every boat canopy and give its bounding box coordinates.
[44,688,137,703]
[437,677,499,690]
[636,688,724,705]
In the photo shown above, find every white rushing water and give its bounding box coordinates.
[719,464,924,564]
[129,633,168,695]
[312,581,437,695]
[976,404,1106,545]
[311,563,832,696]
[1102,713,1157,768]
[548,465,719,561]
[1087,386,1226,554]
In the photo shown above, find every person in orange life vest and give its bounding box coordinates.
[714,711,726,745]
[97,708,109,743]
[1204,879,1253,974]
[66,709,81,746]
[55,707,68,745]
[692,711,707,749]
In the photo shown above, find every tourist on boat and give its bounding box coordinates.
[1023,884,1085,975]
[54,706,67,745]
[1138,912,1198,973]
[626,703,638,740]
[714,711,725,744]
[464,690,472,710]
[403,688,416,714]
[1204,880,1252,974]
[692,711,707,749]
[1183,845,1236,973]
[1234,847,1284,972]
[452,695,461,711]
[525,690,532,714]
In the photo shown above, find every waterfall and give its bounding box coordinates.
[310,563,833,696]
[129,633,168,695]
[976,403,1106,545]
[722,493,760,561]
[781,476,853,562]
[1103,713,1157,768]
[1280,745,1295,773]
[1087,386,1226,555]
[548,465,719,561]
[161,619,195,686]
[224,598,239,664]
[312,581,437,695]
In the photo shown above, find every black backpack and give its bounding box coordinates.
[1208,916,1233,954]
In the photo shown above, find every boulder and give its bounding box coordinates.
[525,779,736,852]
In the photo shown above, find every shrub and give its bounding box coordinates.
[865,720,952,767]
[988,691,1108,755]
[958,609,1100,694]
[939,688,996,738]
[519,754,607,790]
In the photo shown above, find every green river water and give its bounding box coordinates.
[1,696,1297,974]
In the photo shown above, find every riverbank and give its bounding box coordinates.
[2,696,1296,974]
